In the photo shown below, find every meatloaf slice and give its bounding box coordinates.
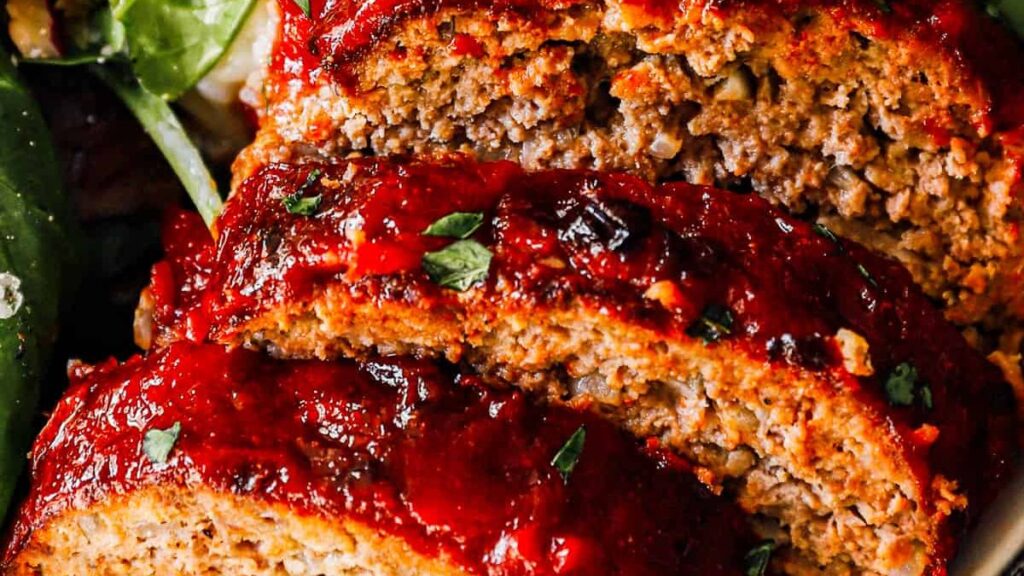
[237,0,1024,336]
[3,341,755,575]
[141,157,1018,576]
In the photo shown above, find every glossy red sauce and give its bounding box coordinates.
[287,0,1024,134]
[152,157,1017,559]
[3,342,754,574]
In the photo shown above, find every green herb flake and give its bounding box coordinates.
[293,0,311,17]
[812,222,841,246]
[422,239,492,291]
[884,363,918,407]
[283,194,323,216]
[423,212,485,239]
[856,263,878,287]
[282,169,323,216]
[920,384,934,410]
[143,421,181,464]
[551,426,586,483]
[744,540,775,576]
[686,304,735,345]
[873,0,893,14]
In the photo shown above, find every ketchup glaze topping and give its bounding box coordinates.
[297,0,1024,134]
[151,157,1016,539]
[3,342,755,575]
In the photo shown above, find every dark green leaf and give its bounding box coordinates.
[422,239,492,291]
[283,194,323,216]
[686,304,735,344]
[0,48,76,517]
[143,422,182,464]
[745,540,775,576]
[93,64,223,227]
[293,0,311,17]
[111,0,257,99]
[985,0,1024,38]
[423,212,484,239]
[885,362,918,406]
[551,426,586,483]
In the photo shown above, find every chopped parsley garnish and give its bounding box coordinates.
[812,222,841,246]
[293,0,311,17]
[920,384,934,410]
[143,421,181,464]
[282,169,323,216]
[283,194,322,216]
[423,212,485,239]
[744,540,775,576]
[422,239,492,291]
[884,362,932,410]
[551,426,586,483]
[686,304,735,344]
[814,223,878,287]
[885,363,917,406]
[856,263,878,287]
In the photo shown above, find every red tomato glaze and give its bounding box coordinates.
[3,342,755,574]
[293,0,1024,133]
[150,156,1017,561]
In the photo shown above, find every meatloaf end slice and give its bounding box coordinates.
[4,342,754,575]
[141,158,1019,576]
[237,0,1024,337]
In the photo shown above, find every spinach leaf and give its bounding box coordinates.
[19,7,225,227]
[0,49,75,516]
[986,0,1024,38]
[110,0,257,100]
[93,64,224,226]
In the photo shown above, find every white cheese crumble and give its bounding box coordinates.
[835,328,874,377]
[0,272,24,319]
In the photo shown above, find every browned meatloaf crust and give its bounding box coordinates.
[3,341,757,575]
[139,157,1018,575]
[236,0,1024,346]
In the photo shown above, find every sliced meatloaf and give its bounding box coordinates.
[140,157,1018,575]
[3,341,755,575]
[236,0,1024,338]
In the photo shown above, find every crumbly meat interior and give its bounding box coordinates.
[240,1,1024,338]
[227,292,951,576]
[8,487,465,576]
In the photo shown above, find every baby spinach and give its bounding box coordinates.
[15,0,249,227]
[93,64,223,227]
[110,0,257,100]
[0,48,75,517]
[986,0,1024,38]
